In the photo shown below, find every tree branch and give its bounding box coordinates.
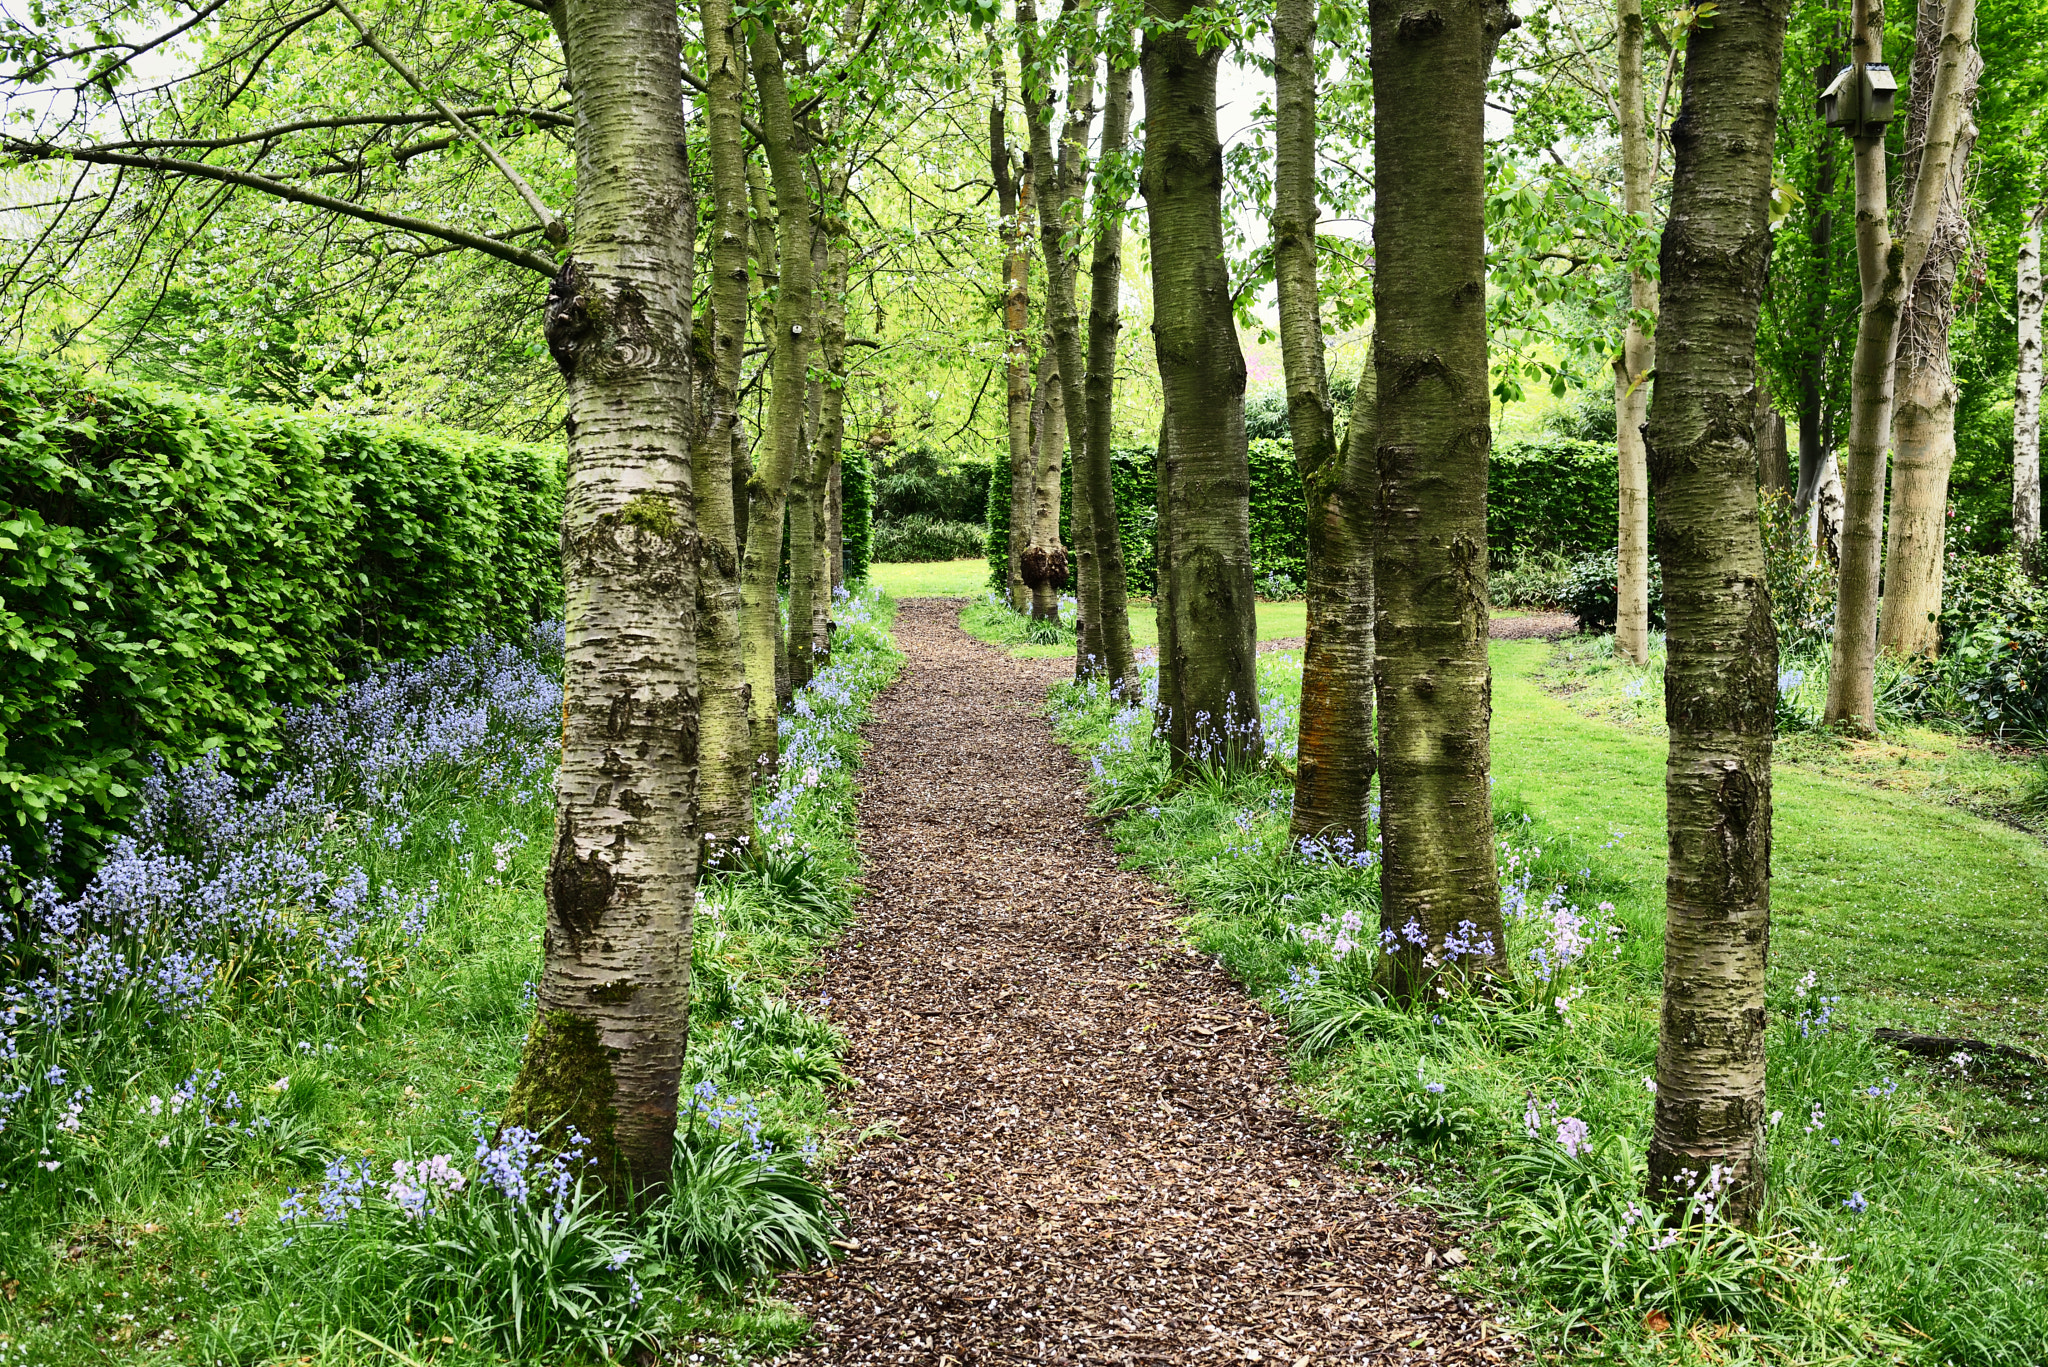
[1,139,560,276]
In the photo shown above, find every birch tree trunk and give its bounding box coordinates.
[1141,0,1261,771]
[1824,0,1977,731]
[1642,0,1785,1226]
[739,18,817,769]
[1020,0,1088,629]
[991,45,1037,612]
[1879,9,1980,658]
[1614,0,1657,667]
[1025,346,1069,621]
[1079,43,1138,693]
[786,189,837,692]
[505,0,698,1190]
[808,226,851,666]
[1369,0,1511,995]
[1794,44,1844,521]
[689,0,754,865]
[1274,0,1374,842]
[2015,206,2043,567]
[1153,413,1188,757]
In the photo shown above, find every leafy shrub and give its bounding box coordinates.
[0,354,562,885]
[1487,437,1621,563]
[1491,549,1576,608]
[1558,548,1663,633]
[1760,489,1837,655]
[871,515,987,563]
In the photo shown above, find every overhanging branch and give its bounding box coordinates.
[2,139,560,276]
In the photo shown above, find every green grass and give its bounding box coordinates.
[956,590,1311,658]
[1047,641,2048,1365]
[865,558,988,598]
[2,595,904,1365]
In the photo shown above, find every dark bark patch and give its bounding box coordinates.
[1020,544,1069,590]
[544,258,595,379]
[1397,7,1445,40]
[549,821,615,943]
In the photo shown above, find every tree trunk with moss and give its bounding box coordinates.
[1878,8,1979,659]
[1641,0,1786,1226]
[506,0,699,1191]
[1080,40,1138,693]
[1141,0,1261,770]
[1368,0,1512,997]
[687,0,754,866]
[1274,0,1374,842]
[1613,0,1656,667]
[739,18,816,769]
[1824,0,1976,731]
[1025,347,1069,621]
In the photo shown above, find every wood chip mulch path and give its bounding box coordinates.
[771,600,1509,1367]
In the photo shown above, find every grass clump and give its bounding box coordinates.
[0,587,902,1364]
[1048,645,2048,1366]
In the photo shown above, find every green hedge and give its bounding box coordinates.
[842,445,873,582]
[986,433,1618,594]
[0,355,563,879]
[1486,436,1619,563]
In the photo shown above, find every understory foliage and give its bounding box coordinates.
[1047,655,2048,1365]
[960,591,1079,647]
[0,589,901,1364]
[0,354,564,886]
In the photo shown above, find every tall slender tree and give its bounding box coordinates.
[1079,32,1140,692]
[991,41,1039,612]
[1368,0,1513,993]
[739,17,819,767]
[693,0,756,864]
[1273,0,1375,842]
[1141,0,1262,770]
[502,0,701,1189]
[1642,0,1786,1225]
[1614,0,1657,667]
[2015,206,2044,566]
[1878,8,1982,657]
[1824,0,1978,731]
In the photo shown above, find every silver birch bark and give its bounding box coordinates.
[991,43,1037,611]
[2016,206,2044,566]
[1020,0,1076,625]
[1025,346,1069,621]
[1643,0,1785,1226]
[506,0,698,1190]
[1878,10,1980,658]
[1824,0,1977,731]
[1614,0,1656,666]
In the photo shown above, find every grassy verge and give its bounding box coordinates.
[958,591,1311,659]
[1048,643,2048,1365]
[0,591,902,1365]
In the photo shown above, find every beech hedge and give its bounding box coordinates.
[0,355,563,880]
[983,433,1616,595]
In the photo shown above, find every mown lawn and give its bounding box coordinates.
[1048,634,2048,1364]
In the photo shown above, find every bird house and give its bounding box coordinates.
[1819,63,1898,137]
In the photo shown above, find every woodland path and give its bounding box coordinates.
[773,600,1505,1367]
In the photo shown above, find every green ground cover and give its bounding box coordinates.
[955,589,1310,658]
[0,595,902,1365]
[865,558,988,598]
[1048,638,2048,1365]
